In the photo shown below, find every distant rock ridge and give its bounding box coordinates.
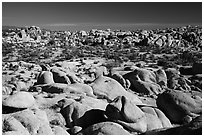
[2,25,202,65]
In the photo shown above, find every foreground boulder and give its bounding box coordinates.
[105,96,172,133]
[91,75,143,104]
[77,122,131,135]
[111,72,131,89]
[129,67,157,83]
[2,84,15,95]
[2,108,69,135]
[15,81,33,92]
[189,74,202,91]
[165,68,180,89]
[51,126,70,135]
[36,71,54,85]
[155,69,168,88]
[166,68,191,91]
[156,90,202,124]
[128,76,162,95]
[58,98,107,128]
[77,95,108,110]
[3,92,35,109]
[123,68,163,95]
[2,115,30,135]
[94,66,109,78]
[144,115,202,135]
[33,83,95,97]
[51,67,71,84]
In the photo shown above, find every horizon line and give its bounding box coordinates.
[3,23,202,32]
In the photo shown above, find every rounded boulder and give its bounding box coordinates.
[3,92,35,108]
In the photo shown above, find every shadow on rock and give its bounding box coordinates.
[74,109,108,129]
[2,105,26,114]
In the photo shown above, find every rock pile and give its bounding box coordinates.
[2,56,202,135]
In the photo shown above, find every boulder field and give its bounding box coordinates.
[2,58,202,135]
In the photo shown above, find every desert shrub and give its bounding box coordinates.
[157,59,178,69]
[104,61,121,70]
[179,50,202,65]
[2,42,15,56]
[127,52,139,61]
[48,39,55,45]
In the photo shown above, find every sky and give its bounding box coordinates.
[2,2,202,31]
